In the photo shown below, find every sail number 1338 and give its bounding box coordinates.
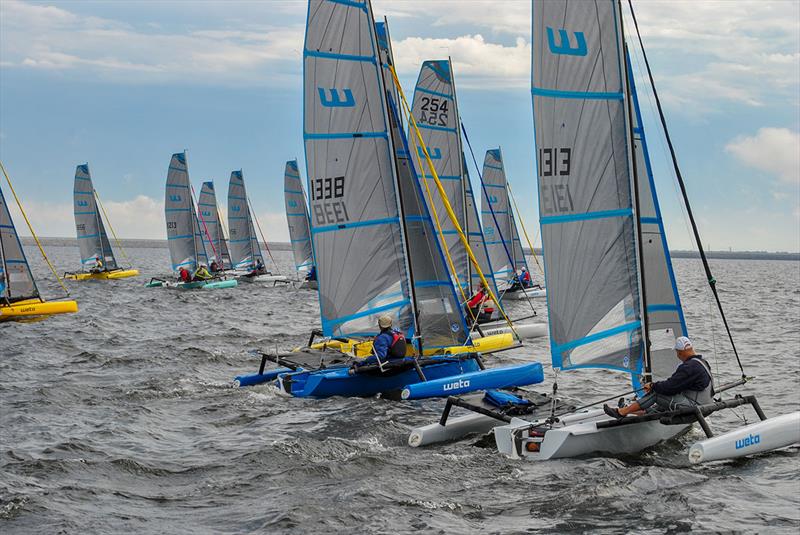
[311,176,350,225]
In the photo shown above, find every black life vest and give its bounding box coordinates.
[388,331,407,358]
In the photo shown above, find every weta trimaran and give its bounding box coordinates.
[410,0,799,463]
[197,180,231,271]
[65,163,139,281]
[283,159,316,289]
[234,1,545,400]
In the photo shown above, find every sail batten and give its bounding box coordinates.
[284,160,314,272]
[533,0,644,373]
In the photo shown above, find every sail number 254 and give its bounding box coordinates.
[419,97,449,127]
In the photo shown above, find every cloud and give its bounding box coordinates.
[374,0,530,36]
[725,128,800,185]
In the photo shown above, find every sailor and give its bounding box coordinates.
[253,258,266,275]
[193,264,213,281]
[210,260,220,273]
[604,336,713,419]
[305,265,317,282]
[372,314,407,360]
[178,266,192,283]
[466,281,494,323]
[520,267,532,287]
[90,256,104,274]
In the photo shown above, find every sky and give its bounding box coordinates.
[1,0,798,252]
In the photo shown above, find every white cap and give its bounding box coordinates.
[378,314,393,329]
[674,336,693,351]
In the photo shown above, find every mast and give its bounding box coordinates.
[375,11,421,339]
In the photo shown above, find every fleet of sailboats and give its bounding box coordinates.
[5,0,797,465]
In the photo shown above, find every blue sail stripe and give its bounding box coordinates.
[540,208,632,225]
[4,259,28,264]
[482,210,509,214]
[422,174,460,180]
[415,86,453,100]
[326,0,367,11]
[483,183,505,188]
[640,216,660,224]
[484,163,502,170]
[286,212,307,217]
[284,189,303,194]
[166,183,189,189]
[417,124,457,133]
[647,304,679,313]
[323,299,410,330]
[74,190,94,195]
[531,87,624,100]
[74,211,96,215]
[304,49,375,63]
[75,176,91,181]
[77,233,100,239]
[198,202,216,207]
[168,166,187,172]
[229,238,251,243]
[304,131,387,140]
[290,238,309,243]
[165,208,190,212]
[414,280,451,288]
[552,321,642,355]
[313,216,399,234]
[0,224,15,229]
[229,216,248,220]
[228,195,246,200]
[168,234,192,240]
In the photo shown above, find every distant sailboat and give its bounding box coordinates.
[64,164,139,281]
[283,159,316,289]
[228,170,287,284]
[145,152,236,290]
[197,180,231,271]
[0,165,78,321]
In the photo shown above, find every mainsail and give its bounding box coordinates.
[165,152,208,272]
[464,152,499,295]
[73,164,118,271]
[284,160,314,273]
[304,0,413,337]
[227,170,264,271]
[532,0,643,373]
[481,148,528,281]
[628,51,688,381]
[408,60,470,290]
[0,184,39,303]
[198,181,231,268]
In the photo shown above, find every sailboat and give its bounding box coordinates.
[283,159,316,289]
[64,164,139,281]
[407,59,546,340]
[227,170,288,284]
[197,180,231,271]
[233,1,545,400]
[0,168,78,322]
[480,148,545,300]
[145,152,237,290]
[410,0,799,462]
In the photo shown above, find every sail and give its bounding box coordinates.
[165,152,208,272]
[464,152,499,295]
[388,93,470,347]
[73,164,117,271]
[197,181,230,268]
[532,0,643,373]
[228,170,264,271]
[628,52,688,381]
[408,60,470,291]
[283,160,314,272]
[481,149,517,281]
[508,197,529,274]
[0,184,39,303]
[304,0,413,338]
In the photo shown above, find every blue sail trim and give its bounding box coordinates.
[484,163,502,171]
[229,216,248,220]
[229,195,246,200]
[286,212,307,217]
[551,320,642,357]
[303,131,388,140]
[312,216,400,235]
[198,202,216,207]
[4,259,28,264]
[417,124,457,133]
[77,233,100,239]
[74,190,93,195]
[414,280,451,289]
[481,210,509,215]
[422,174,460,180]
[74,211,96,215]
[483,183,505,189]
[531,87,624,100]
[326,0,367,11]
[168,234,192,240]
[540,208,632,225]
[322,298,410,333]
[304,49,376,63]
[75,176,91,181]
[284,189,304,194]
[166,183,189,189]
[647,304,679,313]
[291,237,310,243]
[165,208,190,212]
[415,86,453,100]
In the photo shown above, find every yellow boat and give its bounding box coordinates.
[0,298,79,323]
[64,268,140,281]
[307,331,517,359]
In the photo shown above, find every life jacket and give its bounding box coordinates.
[388,331,407,358]
[179,269,191,282]
[684,357,714,405]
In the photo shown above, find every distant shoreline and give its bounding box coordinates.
[21,237,800,262]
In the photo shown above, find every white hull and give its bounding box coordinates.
[409,413,500,447]
[502,288,546,300]
[688,411,800,464]
[471,320,547,340]
[494,409,690,460]
[234,272,289,284]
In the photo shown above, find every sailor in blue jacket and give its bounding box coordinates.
[372,314,406,360]
[605,336,713,419]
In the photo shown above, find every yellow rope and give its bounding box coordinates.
[389,65,517,339]
[94,190,133,269]
[505,180,544,276]
[0,160,70,296]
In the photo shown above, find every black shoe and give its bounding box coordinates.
[603,404,624,420]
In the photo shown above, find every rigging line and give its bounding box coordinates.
[627,0,745,377]
[0,160,70,297]
[247,196,280,274]
[505,180,544,277]
[94,190,133,269]
[461,123,538,318]
[389,64,518,339]
[191,184,219,265]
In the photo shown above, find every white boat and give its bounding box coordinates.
[470,318,546,340]
[500,286,546,300]
[410,0,799,462]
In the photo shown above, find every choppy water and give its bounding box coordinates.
[2,241,799,534]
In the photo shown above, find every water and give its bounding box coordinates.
[2,241,799,534]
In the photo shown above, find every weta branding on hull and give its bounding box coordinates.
[735,434,761,450]
[443,378,471,392]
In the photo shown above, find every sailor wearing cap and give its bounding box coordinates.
[371,314,407,360]
[604,336,714,419]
